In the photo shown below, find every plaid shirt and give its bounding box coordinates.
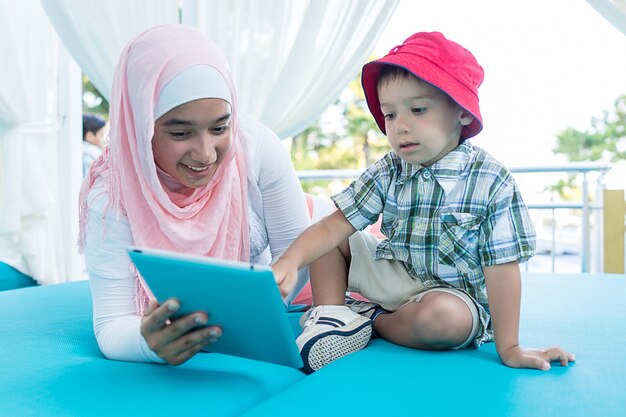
[332,141,536,343]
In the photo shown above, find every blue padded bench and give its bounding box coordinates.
[0,281,304,416]
[0,262,36,291]
[1,273,625,416]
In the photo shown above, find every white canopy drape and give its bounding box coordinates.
[3,0,397,284]
[40,0,180,102]
[43,0,398,138]
[587,0,626,36]
[187,0,398,137]
[0,0,63,283]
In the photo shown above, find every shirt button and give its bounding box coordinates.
[422,171,431,180]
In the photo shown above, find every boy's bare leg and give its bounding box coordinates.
[374,292,473,349]
[298,238,372,374]
[308,239,351,305]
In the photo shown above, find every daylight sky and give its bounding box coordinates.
[373,0,626,188]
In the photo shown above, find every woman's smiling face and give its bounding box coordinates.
[152,98,232,188]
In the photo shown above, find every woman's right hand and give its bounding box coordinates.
[140,298,222,365]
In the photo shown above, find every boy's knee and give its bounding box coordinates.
[409,294,472,346]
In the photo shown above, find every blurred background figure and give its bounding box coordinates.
[82,114,108,176]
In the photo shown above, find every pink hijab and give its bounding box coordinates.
[78,25,249,272]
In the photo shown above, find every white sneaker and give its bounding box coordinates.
[296,305,372,373]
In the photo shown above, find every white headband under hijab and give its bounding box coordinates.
[154,64,232,120]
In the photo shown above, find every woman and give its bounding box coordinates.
[79,24,310,365]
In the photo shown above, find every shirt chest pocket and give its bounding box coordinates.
[438,212,483,271]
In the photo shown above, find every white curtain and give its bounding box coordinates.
[587,0,626,35]
[15,0,397,283]
[43,0,398,137]
[0,0,63,283]
[40,0,180,101]
[188,0,399,138]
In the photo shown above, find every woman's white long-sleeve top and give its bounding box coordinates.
[83,115,310,362]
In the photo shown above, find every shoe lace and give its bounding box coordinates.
[303,307,320,328]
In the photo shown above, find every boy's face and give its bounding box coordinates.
[85,123,109,149]
[377,75,472,167]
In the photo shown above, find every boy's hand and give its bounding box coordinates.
[499,345,576,371]
[272,260,298,298]
[271,210,356,299]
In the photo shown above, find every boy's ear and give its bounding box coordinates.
[459,110,474,126]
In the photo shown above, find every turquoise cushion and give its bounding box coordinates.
[3,273,626,416]
[0,281,305,416]
[0,262,36,291]
[243,273,626,417]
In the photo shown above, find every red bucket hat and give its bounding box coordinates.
[362,31,484,140]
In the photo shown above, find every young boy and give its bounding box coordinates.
[82,114,108,177]
[273,32,575,374]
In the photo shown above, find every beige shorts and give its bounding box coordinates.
[347,231,480,349]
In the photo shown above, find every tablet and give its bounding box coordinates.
[127,246,303,369]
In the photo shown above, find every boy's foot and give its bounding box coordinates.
[296,305,372,374]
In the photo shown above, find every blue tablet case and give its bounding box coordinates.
[127,246,303,369]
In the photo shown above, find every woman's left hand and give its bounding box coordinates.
[141,298,221,365]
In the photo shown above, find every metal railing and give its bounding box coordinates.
[298,162,613,273]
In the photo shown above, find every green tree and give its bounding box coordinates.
[83,75,109,119]
[343,77,389,169]
[554,94,626,162]
[551,94,626,198]
[289,72,389,194]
